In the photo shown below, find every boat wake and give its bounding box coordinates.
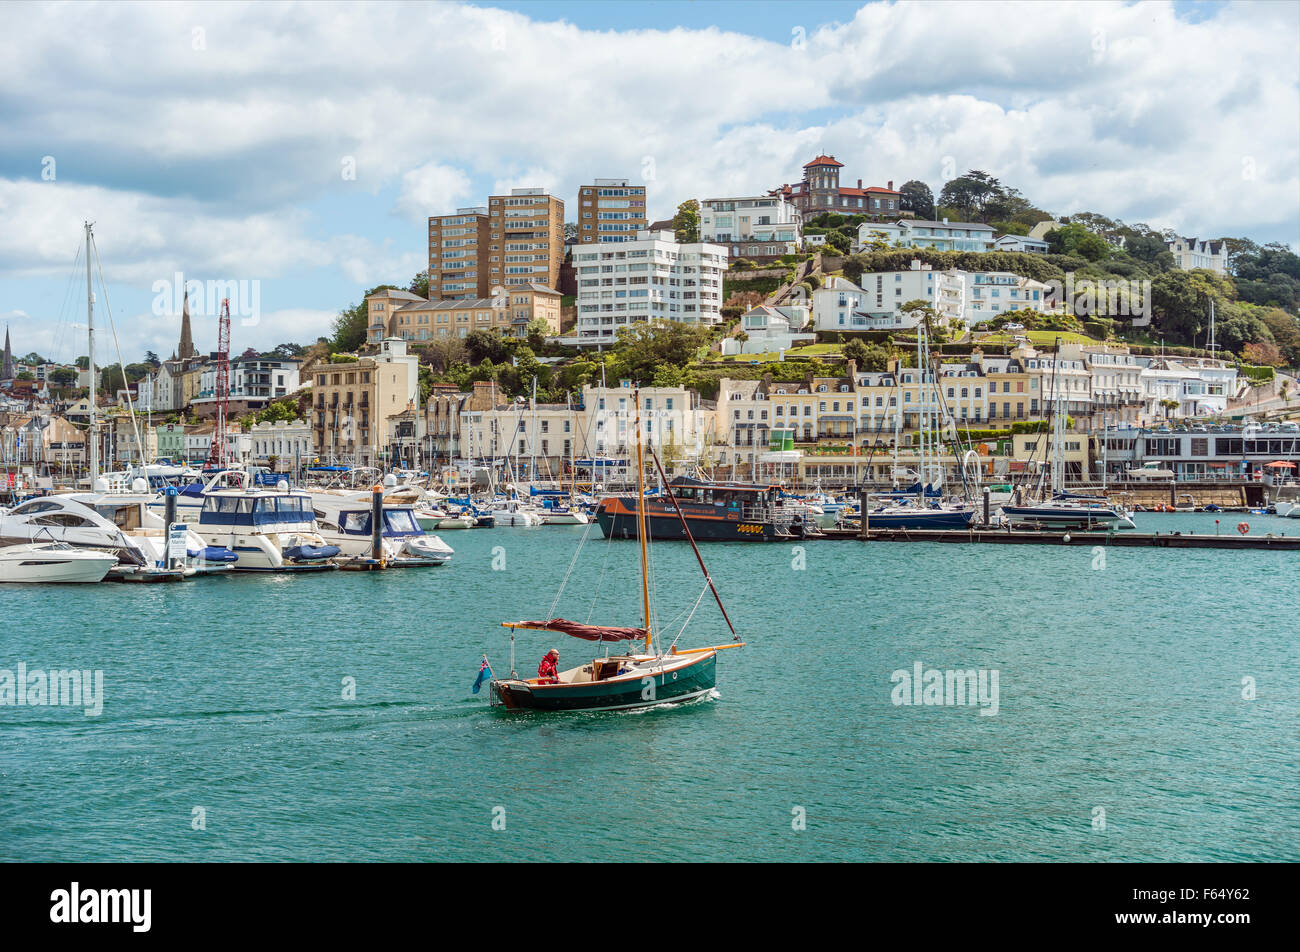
[615,687,721,717]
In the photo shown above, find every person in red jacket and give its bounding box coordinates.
[537,648,560,684]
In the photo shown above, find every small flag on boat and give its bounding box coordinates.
[472,658,492,694]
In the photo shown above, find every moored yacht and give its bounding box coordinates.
[0,494,204,569]
[312,498,453,566]
[0,542,118,584]
[198,486,339,571]
[1001,493,1136,530]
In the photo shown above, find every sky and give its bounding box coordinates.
[0,0,1297,367]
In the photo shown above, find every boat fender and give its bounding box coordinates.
[1238,522,1250,535]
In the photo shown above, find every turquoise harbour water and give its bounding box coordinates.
[2,512,1297,862]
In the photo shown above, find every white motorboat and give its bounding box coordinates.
[0,542,117,583]
[62,490,235,572]
[488,498,544,526]
[1275,500,1300,518]
[312,499,453,566]
[434,508,477,529]
[0,494,151,567]
[198,486,339,571]
[540,506,590,525]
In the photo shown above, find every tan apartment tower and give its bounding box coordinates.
[576,179,648,244]
[487,188,565,291]
[428,207,491,300]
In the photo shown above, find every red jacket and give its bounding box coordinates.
[538,656,559,681]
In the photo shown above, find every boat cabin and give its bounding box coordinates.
[328,508,424,538]
[200,493,315,529]
[667,479,777,510]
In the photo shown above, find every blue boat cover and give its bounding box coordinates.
[283,544,340,561]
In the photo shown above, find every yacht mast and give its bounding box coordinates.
[633,388,652,651]
[85,221,98,483]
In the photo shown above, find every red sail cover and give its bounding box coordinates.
[517,618,646,642]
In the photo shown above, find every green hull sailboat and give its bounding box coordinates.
[486,388,743,713]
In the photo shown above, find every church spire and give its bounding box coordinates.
[1,324,14,383]
[178,291,198,359]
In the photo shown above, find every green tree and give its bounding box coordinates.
[257,399,299,424]
[897,180,935,219]
[900,299,940,340]
[100,364,128,394]
[1150,270,1235,347]
[407,270,430,299]
[672,199,700,244]
[1045,222,1109,261]
[524,317,550,351]
[938,170,1004,220]
[465,329,509,365]
[823,230,851,254]
[841,337,870,366]
[613,320,710,382]
[50,367,77,386]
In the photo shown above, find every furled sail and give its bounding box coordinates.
[504,618,646,642]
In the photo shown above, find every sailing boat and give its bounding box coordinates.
[487,389,744,712]
[1002,343,1135,530]
[858,322,975,529]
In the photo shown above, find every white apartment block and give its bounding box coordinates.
[712,378,770,474]
[937,362,990,424]
[965,271,1052,324]
[1023,352,1093,421]
[570,230,727,346]
[1068,345,1144,426]
[814,265,964,332]
[857,218,996,253]
[1139,358,1237,420]
[700,195,802,258]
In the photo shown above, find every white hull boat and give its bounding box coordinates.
[0,542,117,583]
[312,499,453,566]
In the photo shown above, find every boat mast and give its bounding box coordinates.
[1051,339,1064,495]
[85,221,98,483]
[633,388,652,651]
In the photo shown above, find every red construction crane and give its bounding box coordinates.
[206,297,231,468]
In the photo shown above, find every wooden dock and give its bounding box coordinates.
[813,526,1300,549]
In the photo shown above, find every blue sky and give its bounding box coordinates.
[0,0,1295,366]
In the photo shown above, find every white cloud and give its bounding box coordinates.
[0,0,1296,364]
[393,162,474,222]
